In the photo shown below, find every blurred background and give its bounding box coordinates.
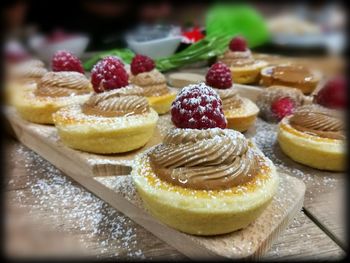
[2,0,345,63]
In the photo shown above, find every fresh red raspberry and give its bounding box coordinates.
[270,97,296,121]
[130,54,155,75]
[229,36,247,52]
[206,62,232,89]
[315,76,346,109]
[90,56,128,93]
[52,50,84,73]
[171,83,227,129]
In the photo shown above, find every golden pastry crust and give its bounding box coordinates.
[278,116,345,171]
[132,142,278,235]
[14,89,91,124]
[230,60,268,84]
[53,104,159,154]
[147,92,177,114]
[224,97,259,132]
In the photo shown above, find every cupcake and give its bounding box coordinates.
[129,54,176,114]
[132,83,279,235]
[218,36,268,84]
[205,62,259,131]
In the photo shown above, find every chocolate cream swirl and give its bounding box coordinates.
[82,86,150,117]
[131,69,169,96]
[289,105,345,140]
[214,88,242,110]
[149,128,258,190]
[35,71,91,97]
[219,49,255,67]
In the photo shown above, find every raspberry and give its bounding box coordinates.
[206,62,232,89]
[52,50,84,73]
[171,83,227,129]
[315,76,346,109]
[229,36,247,52]
[91,56,128,93]
[270,97,295,121]
[130,54,155,75]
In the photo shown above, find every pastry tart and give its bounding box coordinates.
[260,65,321,94]
[133,128,278,235]
[278,104,345,171]
[206,62,259,132]
[14,71,92,124]
[130,55,176,114]
[218,89,259,132]
[218,49,268,84]
[5,59,47,105]
[132,83,278,235]
[256,85,311,122]
[53,86,158,154]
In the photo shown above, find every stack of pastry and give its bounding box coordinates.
[205,62,259,131]
[129,54,176,114]
[218,36,268,84]
[54,56,158,154]
[132,83,278,235]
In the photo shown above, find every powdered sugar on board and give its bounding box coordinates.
[6,143,184,259]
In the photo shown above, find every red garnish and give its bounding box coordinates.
[271,97,296,121]
[130,54,155,75]
[91,56,128,93]
[171,83,227,129]
[206,62,232,89]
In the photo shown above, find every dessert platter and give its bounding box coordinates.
[4,36,345,258]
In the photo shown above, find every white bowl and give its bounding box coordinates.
[127,36,182,59]
[29,35,89,63]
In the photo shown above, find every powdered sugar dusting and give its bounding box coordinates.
[7,143,148,259]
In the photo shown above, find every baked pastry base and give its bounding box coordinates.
[147,92,177,115]
[53,105,159,154]
[230,61,268,84]
[14,89,90,124]
[225,97,259,132]
[132,145,279,235]
[278,117,345,171]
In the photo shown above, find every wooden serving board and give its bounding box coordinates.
[5,107,306,259]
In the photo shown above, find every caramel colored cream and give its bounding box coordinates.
[270,65,315,84]
[131,69,169,96]
[10,59,48,82]
[289,105,344,140]
[219,50,255,67]
[149,128,258,190]
[82,86,150,117]
[35,72,91,97]
[214,88,242,111]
